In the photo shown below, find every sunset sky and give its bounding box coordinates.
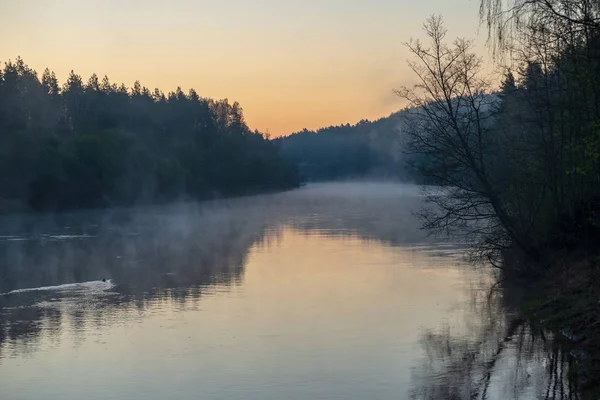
[0,0,486,136]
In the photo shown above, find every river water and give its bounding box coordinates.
[0,183,576,400]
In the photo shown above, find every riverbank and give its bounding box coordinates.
[515,253,600,399]
[0,182,303,216]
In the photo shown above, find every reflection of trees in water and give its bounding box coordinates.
[410,285,579,400]
[0,201,277,359]
[0,184,434,361]
[0,184,576,399]
[0,202,279,293]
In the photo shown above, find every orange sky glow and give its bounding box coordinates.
[0,0,486,136]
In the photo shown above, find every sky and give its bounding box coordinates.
[0,0,487,136]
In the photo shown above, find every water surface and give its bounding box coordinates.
[0,183,575,399]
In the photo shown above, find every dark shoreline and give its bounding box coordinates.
[505,253,600,399]
[0,182,303,217]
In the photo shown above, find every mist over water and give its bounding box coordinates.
[0,183,574,400]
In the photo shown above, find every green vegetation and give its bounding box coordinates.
[0,58,300,212]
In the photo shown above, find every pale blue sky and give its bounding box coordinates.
[0,0,486,135]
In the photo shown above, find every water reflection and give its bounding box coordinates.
[410,283,578,400]
[0,201,273,361]
[0,183,578,399]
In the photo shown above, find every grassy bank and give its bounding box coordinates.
[516,254,600,399]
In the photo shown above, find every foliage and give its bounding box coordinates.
[397,16,535,266]
[400,11,600,271]
[276,116,420,182]
[0,59,300,211]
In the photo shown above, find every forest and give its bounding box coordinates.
[397,6,600,268]
[276,116,412,181]
[0,59,300,212]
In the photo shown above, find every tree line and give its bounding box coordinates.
[0,58,300,212]
[276,117,413,181]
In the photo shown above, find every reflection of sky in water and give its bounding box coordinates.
[0,183,575,400]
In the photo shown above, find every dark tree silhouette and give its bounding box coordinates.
[0,58,300,212]
[276,117,418,181]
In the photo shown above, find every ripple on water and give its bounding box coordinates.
[0,279,117,297]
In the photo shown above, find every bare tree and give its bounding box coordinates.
[397,16,540,267]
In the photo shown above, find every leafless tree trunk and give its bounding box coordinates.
[397,16,539,264]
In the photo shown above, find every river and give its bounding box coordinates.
[0,183,576,400]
